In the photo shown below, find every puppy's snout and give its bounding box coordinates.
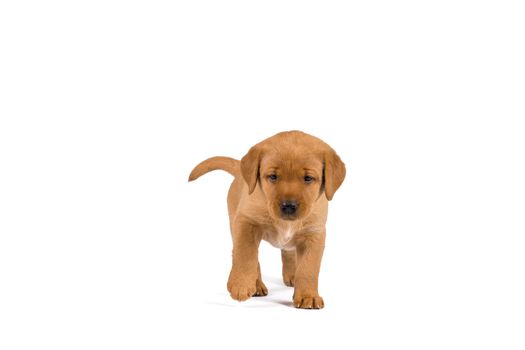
[280,201,298,216]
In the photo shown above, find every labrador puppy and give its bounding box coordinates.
[188,130,345,309]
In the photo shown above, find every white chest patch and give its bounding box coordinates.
[264,223,297,250]
[278,225,294,246]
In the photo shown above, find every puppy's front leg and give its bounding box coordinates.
[293,232,325,309]
[227,220,261,301]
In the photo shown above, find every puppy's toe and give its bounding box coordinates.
[283,274,295,287]
[228,283,256,302]
[293,294,324,309]
[254,279,268,296]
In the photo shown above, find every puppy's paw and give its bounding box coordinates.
[282,273,295,287]
[254,279,268,297]
[293,293,324,309]
[229,285,256,301]
[227,278,256,302]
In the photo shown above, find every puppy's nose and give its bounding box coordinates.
[280,201,298,215]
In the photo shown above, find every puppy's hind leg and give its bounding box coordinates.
[254,263,268,296]
[281,250,296,287]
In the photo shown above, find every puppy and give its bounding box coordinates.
[188,131,345,309]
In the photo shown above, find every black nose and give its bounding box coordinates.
[280,201,298,215]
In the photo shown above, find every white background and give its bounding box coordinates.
[1,1,524,349]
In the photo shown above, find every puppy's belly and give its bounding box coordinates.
[262,227,296,251]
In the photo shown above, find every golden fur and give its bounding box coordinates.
[188,131,345,309]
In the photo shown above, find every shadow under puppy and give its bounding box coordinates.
[188,131,345,309]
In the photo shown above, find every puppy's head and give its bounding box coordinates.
[241,131,345,221]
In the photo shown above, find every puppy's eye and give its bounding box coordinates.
[304,175,314,184]
[268,174,278,183]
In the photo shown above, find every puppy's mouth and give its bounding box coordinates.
[280,212,299,221]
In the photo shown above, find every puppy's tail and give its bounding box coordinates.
[188,156,240,181]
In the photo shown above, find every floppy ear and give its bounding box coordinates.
[240,145,262,194]
[323,149,346,200]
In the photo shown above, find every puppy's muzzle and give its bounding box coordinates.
[280,201,298,216]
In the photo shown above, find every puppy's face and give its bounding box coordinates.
[241,131,345,222]
[259,155,323,220]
